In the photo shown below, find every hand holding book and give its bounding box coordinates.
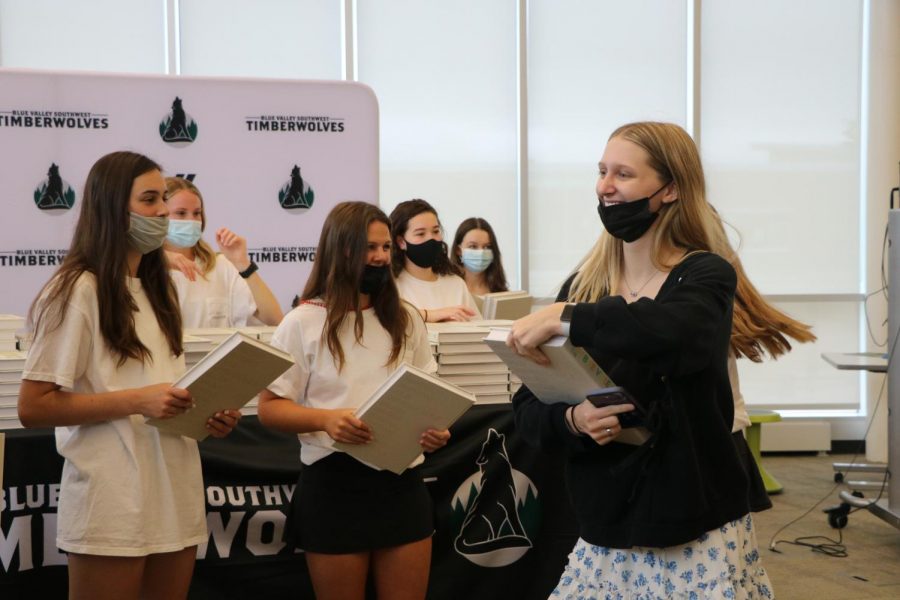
[133,382,194,419]
[325,406,450,452]
[505,302,569,365]
[146,332,294,441]
[419,428,451,452]
[323,408,373,444]
[332,364,475,474]
[205,409,242,438]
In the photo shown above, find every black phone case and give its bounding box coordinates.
[586,387,645,429]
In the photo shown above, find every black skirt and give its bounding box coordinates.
[285,452,434,554]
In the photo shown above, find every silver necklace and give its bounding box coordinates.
[623,269,661,298]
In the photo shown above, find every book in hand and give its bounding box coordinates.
[483,328,614,405]
[333,363,476,474]
[586,386,651,446]
[147,331,294,440]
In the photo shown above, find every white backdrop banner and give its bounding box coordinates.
[0,69,379,316]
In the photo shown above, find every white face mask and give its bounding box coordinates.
[128,212,169,254]
[461,248,494,273]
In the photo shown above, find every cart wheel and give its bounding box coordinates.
[833,472,844,483]
[827,511,848,529]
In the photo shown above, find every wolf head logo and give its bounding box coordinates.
[451,429,537,567]
[159,96,198,144]
[278,164,315,210]
[34,163,75,210]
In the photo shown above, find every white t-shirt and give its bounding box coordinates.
[267,301,437,467]
[728,351,751,432]
[22,273,206,556]
[396,270,482,318]
[172,256,257,328]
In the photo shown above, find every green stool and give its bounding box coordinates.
[746,409,783,495]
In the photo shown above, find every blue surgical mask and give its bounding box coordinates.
[128,212,169,254]
[461,248,494,273]
[166,219,202,248]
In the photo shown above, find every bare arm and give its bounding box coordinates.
[423,305,477,322]
[242,272,284,325]
[18,379,193,429]
[257,388,371,444]
[216,228,284,326]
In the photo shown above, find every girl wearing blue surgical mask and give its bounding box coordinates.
[450,217,509,297]
[163,177,283,328]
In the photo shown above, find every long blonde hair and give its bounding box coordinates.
[568,122,815,361]
[164,177,217,275]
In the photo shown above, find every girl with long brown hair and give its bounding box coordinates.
[389,199,480,322]
[507,122,783,598]
[258,201,450,600]
[163,176,283,327]
[450,217,510,296]
[18,151,240,600]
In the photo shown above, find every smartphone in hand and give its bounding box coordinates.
[586,386,645,429]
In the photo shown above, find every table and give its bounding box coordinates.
[0,405,577,599]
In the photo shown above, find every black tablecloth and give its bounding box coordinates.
[1,405,577,599]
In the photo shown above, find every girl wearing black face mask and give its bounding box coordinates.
[504,122,814,599]
[389,199,481,323]
[259,201,449,600]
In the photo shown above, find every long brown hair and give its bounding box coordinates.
[568,122,814,361]
[29,151,183,365]
[302,201,410,371]
[450,217,509,293]
[164,177,217,275]
[389,199,461,277]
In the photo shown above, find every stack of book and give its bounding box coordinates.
[476,291,533,320]
[238,325,277,343]
[427,321,513,404]
[183,334,217,369]
[184,327,238,348]
[0,315,25,352]
[0,350,27,430]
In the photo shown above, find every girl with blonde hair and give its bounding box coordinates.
[164,176,283,327]
[507,122,790,599]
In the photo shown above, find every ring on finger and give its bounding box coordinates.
[604,427,612,436]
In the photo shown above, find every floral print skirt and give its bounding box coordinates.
[551,514,773,600]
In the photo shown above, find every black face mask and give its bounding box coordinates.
[403,238,443,269]
[596,181,671,243]
[360,264,390,295]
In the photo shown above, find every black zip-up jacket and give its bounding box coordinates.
[513,252,755,548]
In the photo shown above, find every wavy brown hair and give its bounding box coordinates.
[164,177,218,275]
[450,217,509,293]
[389,199,461,278]
[568,122,815,361]
[302,201,410,371]
[29,151,183,365]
